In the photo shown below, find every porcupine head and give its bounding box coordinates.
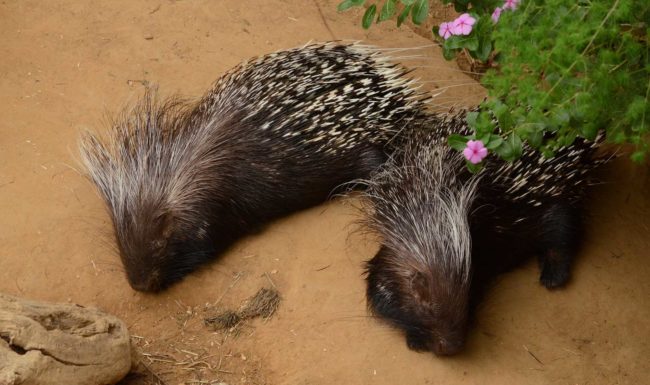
[364,141,477,356]
[80,93,232,292]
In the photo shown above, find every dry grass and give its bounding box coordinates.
[204,287,281,331]
[118,276,278,385]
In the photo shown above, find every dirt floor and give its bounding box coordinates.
[1,1,649,384]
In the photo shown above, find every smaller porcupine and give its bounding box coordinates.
[80,42,431,292]
[360,112,609,356]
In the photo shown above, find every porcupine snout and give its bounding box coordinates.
[365,243,471,356]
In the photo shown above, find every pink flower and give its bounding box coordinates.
[451,13,476,36]
[463,140,488,164]
[491,7,502,23]
[503,0,520,10]
[439,22,454,40]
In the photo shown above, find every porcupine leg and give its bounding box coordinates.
[538,203,582,289]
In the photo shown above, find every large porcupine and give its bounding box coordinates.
[80,42,430,292]
[360,112,609,355]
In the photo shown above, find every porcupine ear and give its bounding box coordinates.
[410,271,432,305]
[159,212,175,240]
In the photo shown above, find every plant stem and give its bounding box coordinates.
[642,70,650,134]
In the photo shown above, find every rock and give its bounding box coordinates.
[0,293,131,385]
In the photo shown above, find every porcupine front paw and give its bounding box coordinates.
[406,331,431,352]
[539,249,571,289]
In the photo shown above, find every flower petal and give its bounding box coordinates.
[492,7,502,23]
[453,22,472,35]
[463,147,474,161]
[469,154,481,164]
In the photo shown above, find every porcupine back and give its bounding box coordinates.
[80,42,431,292]
[361,111,609,355]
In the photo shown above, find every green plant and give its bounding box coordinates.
[337,0,432,29]
[338,0,650,165]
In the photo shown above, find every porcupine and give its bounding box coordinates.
[360,111,609,355]
[80,42,431,292]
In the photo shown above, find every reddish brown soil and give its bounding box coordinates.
[1,1,648,384]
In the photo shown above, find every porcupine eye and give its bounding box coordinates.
[152,239,166,250]
[149,218,221,291]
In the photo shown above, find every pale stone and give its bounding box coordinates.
[0,293,131,385]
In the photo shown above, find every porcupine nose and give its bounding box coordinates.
[432,338,463,356]
[127,270,163,293]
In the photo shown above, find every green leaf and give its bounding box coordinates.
[474,111,496,136]
[476,40,492,62]
[527,130,543,148]
[487,136,504,150]
[508,133,523,159]
[551,109,570,127]
[448,134,469,151]
[399,0,415,5]
[411,0,428,25]
[337,0,366,12]
[542,148,556,159]
[478,133,504,150]
[630,150,646,163]
[362,4,377,29]
[445,35,462,49]
[581,122,598,141]
[612,132,627,144]
[379,0,397,22]
[489,99,513,130]
[494,141,512,161]
[398,4,413,27]
[515,123,545,148]
[445,35,479,51]
[442,45,456,60]
[494,134,523,162]
[466,161,483,173]
[558,132,577,147]
[465,111,479,128]
[473,16,494,62]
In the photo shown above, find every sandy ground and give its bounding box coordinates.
[1,1,649,384]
